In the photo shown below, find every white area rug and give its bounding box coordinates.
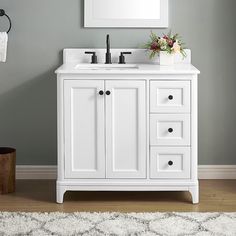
[0,212,236,236]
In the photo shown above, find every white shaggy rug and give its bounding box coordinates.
[0,212,236,236]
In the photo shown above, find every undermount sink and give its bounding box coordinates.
[75,64,139,70]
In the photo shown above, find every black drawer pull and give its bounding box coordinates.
[168,128,173,133]
[168,95,173,100]
[168,161,173,166]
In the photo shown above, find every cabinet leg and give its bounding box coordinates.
[189,185,199,204]
[57,186,66,204]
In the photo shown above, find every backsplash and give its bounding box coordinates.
[63,49,191,64]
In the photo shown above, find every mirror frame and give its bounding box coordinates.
[84,0,168,28]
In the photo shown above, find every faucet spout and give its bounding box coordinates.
[106,34,110,53]
[105,34,112,64]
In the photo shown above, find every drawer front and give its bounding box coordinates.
[150,114,190,146]
[150,147,191,179]
[150,81,190,113]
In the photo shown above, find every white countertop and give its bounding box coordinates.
[55,63,200,75]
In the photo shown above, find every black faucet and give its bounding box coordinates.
[105,34,112,64]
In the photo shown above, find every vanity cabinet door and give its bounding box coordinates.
[105,80,146,178]
[64,80,105,178]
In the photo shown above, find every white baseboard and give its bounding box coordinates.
[16,166,57,180]
[198,165,236,179]
[15,165,236,180]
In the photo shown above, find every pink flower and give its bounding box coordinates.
[163,35,169,40]
[150,42,159,51]
[167,39,174,47]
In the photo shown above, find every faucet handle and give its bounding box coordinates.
[85,51,98,64]
[119,52,132,64]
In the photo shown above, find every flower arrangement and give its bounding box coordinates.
[145,31,186,59]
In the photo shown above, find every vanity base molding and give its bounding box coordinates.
[57,181,199,204]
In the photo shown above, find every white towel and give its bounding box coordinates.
[0,32,8,62]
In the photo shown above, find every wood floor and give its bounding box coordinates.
[0,180,236,212]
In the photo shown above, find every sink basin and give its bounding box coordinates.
[75,64,139,70]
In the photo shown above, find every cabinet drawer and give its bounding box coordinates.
[150,147,191,179]
[150,81,190,113]
[150,114,190,146]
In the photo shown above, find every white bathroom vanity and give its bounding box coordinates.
[55,49,200,204]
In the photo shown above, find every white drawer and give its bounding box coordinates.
[150,114,190,146]
[150,147,191,179]
[150,81,190,113]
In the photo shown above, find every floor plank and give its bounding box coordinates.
[0,180,236,212]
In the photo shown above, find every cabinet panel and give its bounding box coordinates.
[150,81,190,113]
[106,80,146,178]
[150,147,191,179]
[64,80,105,178]
[150,114,190,146]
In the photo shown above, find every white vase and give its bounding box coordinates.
[159,51,175,66]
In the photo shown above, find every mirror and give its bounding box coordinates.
[84,0,168,28]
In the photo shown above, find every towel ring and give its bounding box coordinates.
[0,9,12,33]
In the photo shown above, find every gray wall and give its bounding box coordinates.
[0,0,236,165]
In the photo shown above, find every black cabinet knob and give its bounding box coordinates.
[168,161,173,166]
[168,95,173,100]
[106,91,111,95]
[168,128,173,133]
[99,90,104,95]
